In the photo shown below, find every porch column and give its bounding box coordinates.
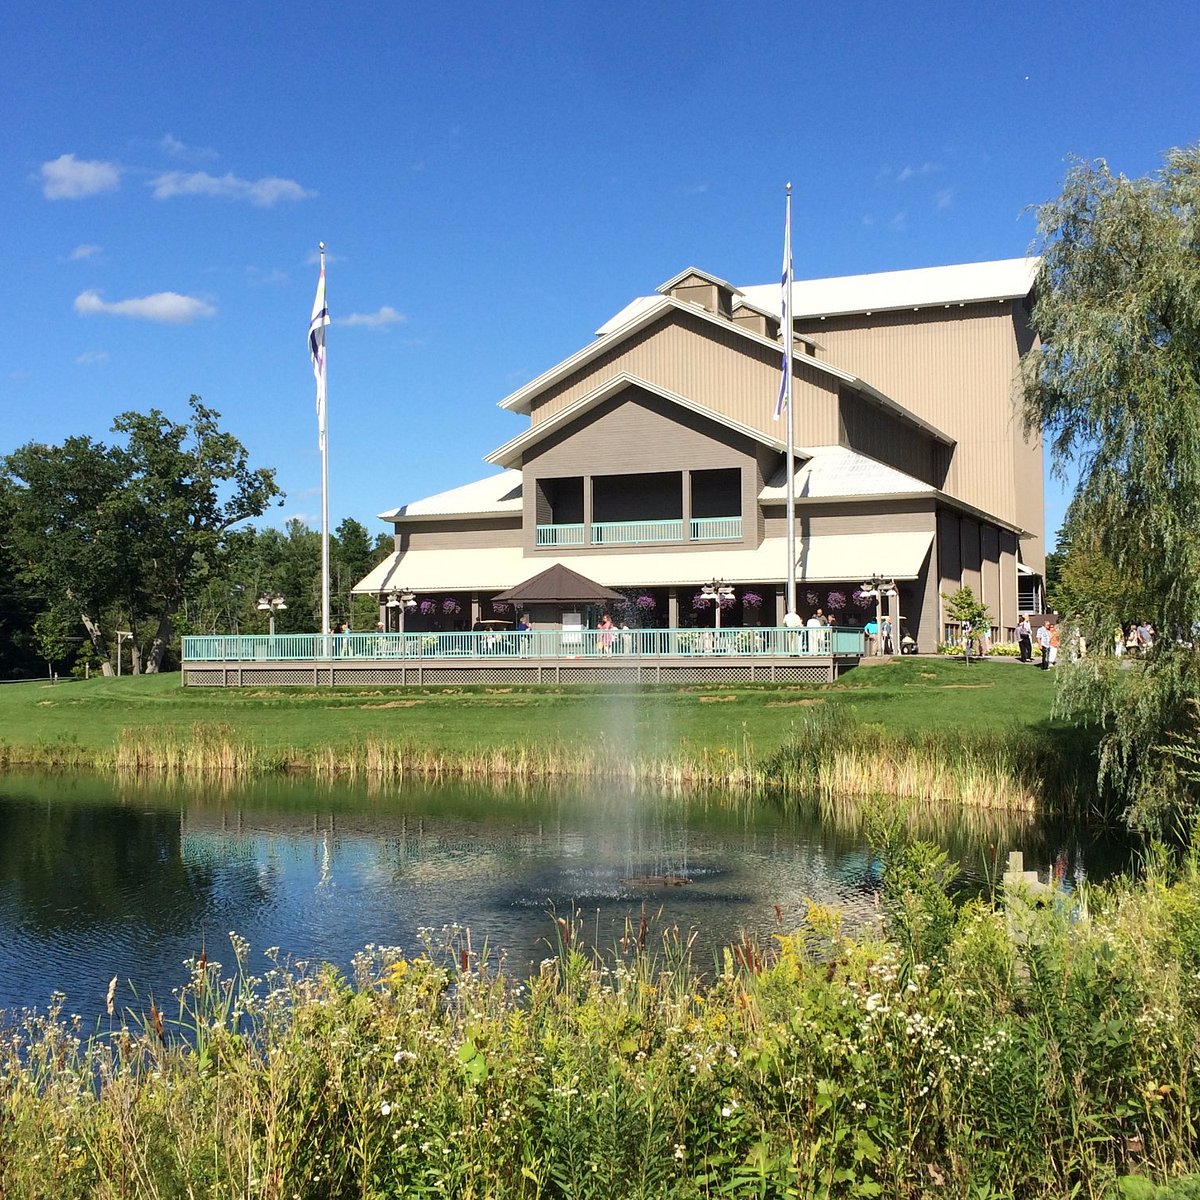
[583,475,594,546]
[471,594,481,625]
[668,588,679,627]
[681,470,692,542]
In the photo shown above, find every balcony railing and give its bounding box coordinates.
[535,523,585,547]
[184,626,865,662]
[592,519,685,545]
[690,516,742,541]
[535,516,743,548]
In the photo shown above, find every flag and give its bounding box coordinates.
[774,187,793,421]
[309,254,330,446]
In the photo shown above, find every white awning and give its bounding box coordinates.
[353,532,934,595]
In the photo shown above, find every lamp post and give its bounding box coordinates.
[859,574,898,655]
[700,580,735,629]
[116,631,133,677]
[385,590,416,633]
[256,593,287,638]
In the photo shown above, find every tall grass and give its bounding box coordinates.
[4,844,1200,1198]
[15,709,1089,816]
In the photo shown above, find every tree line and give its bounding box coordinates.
[0,395,391,679]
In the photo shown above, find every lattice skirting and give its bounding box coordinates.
[183,657,846,687]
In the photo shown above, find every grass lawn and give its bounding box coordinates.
[0,657,1065,762]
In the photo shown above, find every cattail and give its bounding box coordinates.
[105,975,117,1018]
[149,1001,164,1040]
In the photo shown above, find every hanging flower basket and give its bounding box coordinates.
[419,599,436,616]
[805,590,819,607]
[742,591,764,608]
[441,598,462,615]
[635,594,657,611]
[490,601,510,614]
[826,590,846,612]
[853,589,873,610]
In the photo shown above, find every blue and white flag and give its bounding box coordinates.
[774,188,793,421]
[309,253,330,447]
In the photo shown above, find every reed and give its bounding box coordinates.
[61,714,1097,817]
[5,848,1200,1199]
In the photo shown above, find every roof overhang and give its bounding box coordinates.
[485,371,790,469]
[352,532,935,596]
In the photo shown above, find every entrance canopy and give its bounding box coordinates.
[492,563,623,605]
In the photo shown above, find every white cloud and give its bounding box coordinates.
[935,188,954,212]
[149,170,314,206]
[74,289,216,324]
[335,306,406,329]
[896,162,938,183]
[69,244,103,261]
[889,211,909,233]
[76,350,109,365]
[41,154,120,200]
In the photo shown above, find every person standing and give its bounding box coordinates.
[962,618,973,665]
[1048,622,1060,667]
[1036,620,1052,669]
[1017,615,1033,663]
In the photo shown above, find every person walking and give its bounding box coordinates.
[1048,622,1060,667]
[1017,615,1033,663]
[1036,620,1052,669]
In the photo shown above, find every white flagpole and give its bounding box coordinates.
[309,241,332,656]
[319,243,331,656]
[782,184,798,624]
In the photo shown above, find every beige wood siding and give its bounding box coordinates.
[529,311,844,446]
[938,508,962,600]
[793,301,1042,558]
[522,385,761,555]
[980,524,1000,625]
[397,517,523,552]
[838,388,943,487]
[764,500,936,539]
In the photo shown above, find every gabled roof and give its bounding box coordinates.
[379,469,522,523]
[655,266,742,297]
[498,289,954,446]
[500,293,857,415]
[739,257,1040,321]
[493,563,623,604]
[485,372,790,470]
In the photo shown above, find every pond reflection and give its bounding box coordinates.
[0,773,1135,1023]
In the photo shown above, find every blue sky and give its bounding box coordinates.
[6,3,1198,549]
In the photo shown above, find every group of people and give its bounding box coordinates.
[1114,621,1155,656]
[1014,615,1061,669]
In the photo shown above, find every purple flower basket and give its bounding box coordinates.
[442,598,461,615]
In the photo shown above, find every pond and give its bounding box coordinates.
[0,773,1136,1024]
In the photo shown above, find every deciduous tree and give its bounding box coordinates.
[1021,145,1200,827]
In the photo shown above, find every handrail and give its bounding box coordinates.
[183,626,865,662]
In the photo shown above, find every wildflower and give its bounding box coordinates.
[380,1101,392,1116]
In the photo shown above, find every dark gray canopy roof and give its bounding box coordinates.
[493,564,623,604]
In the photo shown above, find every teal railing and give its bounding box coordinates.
[591,518,685,545]
[689,515,742,541]
[535,523,585,547]
[183,626,865,662]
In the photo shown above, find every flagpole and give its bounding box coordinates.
[309,242,332,657]
[319,242,331,657]
[782,184,798,624]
